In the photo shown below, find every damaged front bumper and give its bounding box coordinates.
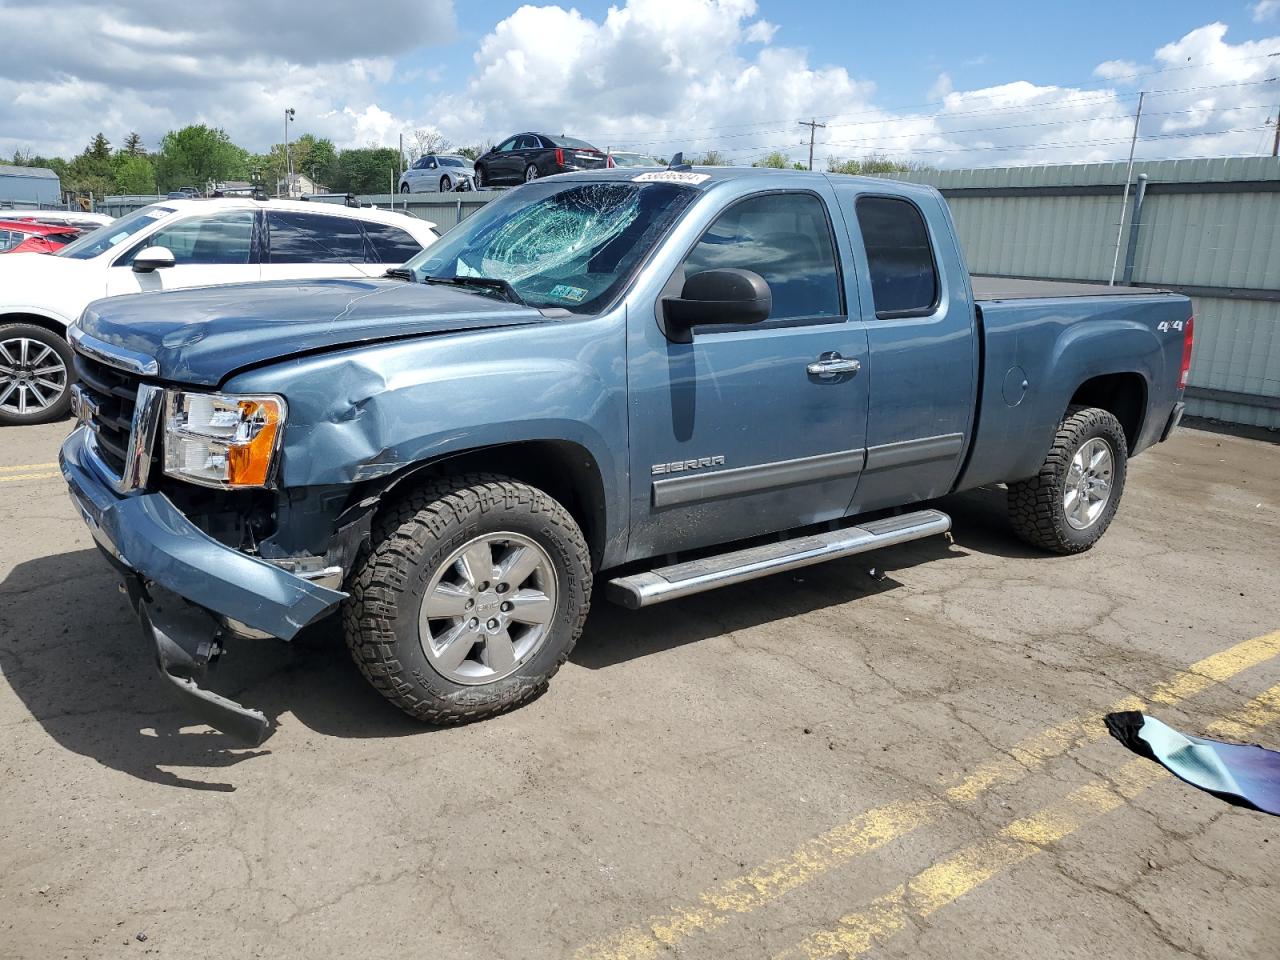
[60,426,347,744]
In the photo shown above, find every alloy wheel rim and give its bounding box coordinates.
[525,165,538,181]
[0,337,67,416]
[1064,436,1114,530]
[418,532,558,685]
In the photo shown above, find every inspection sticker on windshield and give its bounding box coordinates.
[632,171,710,185]
[549,284,588,303]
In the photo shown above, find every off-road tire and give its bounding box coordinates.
[0,322,75,426]
[1008,405,1128,554]
[342,474,592,723]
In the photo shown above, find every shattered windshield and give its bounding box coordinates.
[405,180,697,311]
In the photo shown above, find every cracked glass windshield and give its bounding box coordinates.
[405,180,697,311]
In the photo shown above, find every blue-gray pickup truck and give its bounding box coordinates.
[61,165,1194,743]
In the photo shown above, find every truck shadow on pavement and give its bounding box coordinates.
[0,494,1034,791]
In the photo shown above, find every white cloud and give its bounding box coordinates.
[1,2,1276,172]
[0,0,453,157]
[744,20,778,43]
[429,8,1279,169]
[1251,0,1279,22]
[1094,59,1140,81]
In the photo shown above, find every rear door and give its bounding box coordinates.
[104,209,261,295]
[834,186,977,513]
[263,209,382,279]
[626,187,870,559]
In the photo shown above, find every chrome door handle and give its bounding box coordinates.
[806,357,861,378]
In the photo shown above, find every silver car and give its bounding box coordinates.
[399,154,474,193]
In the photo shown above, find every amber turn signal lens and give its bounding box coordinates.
[226,399,284,487]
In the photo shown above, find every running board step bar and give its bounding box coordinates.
[605,509,951,610]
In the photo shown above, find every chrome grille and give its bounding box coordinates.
[73,352,139,477]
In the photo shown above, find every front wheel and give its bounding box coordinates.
[343,474,592,723]
[1008,406,1129,554]
[440,175,452,192]
[473,165,486,188]
[0,323,74,426]
[524,164,539,182]
[400,183,411,194]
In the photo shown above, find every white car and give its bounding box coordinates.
[398,154,475,193]
[0,197,438,425]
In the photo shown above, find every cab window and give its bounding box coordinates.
[854,196,939,319]
[681,192,843,324]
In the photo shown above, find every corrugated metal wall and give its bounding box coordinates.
[884,157,1280,429]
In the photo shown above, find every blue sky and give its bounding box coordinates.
[2,0,1278,167]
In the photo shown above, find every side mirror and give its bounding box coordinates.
[662,268,771,342]
[132,246,175,273]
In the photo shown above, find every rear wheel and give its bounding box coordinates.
[1008,406,1128,554]
[343,474,592,723]
[0,323,74,426]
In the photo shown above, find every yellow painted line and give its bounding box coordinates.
[776,680,1280,960]
[573,631,1280,960]
[0,462,58,473]
[0,470,61,483]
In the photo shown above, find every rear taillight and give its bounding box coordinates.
[555,147,564,166]
[607,154,615,168]
[1179,315,1195,390]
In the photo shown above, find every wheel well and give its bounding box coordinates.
[0,312,68,340]
[1069,373,1146,452]
[373,441,608,569]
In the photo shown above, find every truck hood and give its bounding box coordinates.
[76,277,545,386]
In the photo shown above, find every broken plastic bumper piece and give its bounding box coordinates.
[59,425,346,744]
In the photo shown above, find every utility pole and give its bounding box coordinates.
[799,118,826,171]
[282,107,295,197]
[1109,91,1144,287]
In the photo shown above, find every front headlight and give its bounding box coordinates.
[163,390,287,488]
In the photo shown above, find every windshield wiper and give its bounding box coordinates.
[423,275,525,306]
[384,267,415,281]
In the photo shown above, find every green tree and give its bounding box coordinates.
[329,147,402,194]
[752,150,791,169]
[87,133,111,163]
[699,150,728,166]
[154,124,241,191]
[122,132,146,156]
[112,152,157,194]
[826,153,921,176]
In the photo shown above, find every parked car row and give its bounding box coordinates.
[397,133,665,194]
[0,197,438,425]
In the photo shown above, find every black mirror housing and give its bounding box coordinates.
[663,268,772,342]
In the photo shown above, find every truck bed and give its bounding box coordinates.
[971,275,1168,301]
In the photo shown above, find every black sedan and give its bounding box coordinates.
[473,133,607,187]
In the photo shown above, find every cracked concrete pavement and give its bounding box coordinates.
[0,419,1277,959]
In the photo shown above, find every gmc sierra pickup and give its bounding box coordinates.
[61,165,1194,743]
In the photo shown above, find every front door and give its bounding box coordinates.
[105,209,260,295]
[626,189,870,560]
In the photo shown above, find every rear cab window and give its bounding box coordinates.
[854,196,939,319]
[267,211,370,264]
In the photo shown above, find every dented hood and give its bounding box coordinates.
[76,277,544,385]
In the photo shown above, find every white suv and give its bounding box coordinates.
[0,198,438,425]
